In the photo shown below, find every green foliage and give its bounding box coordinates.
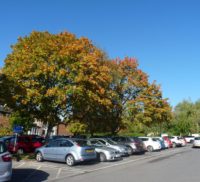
[0,127,12,137]
[68,121,87,135]
[170,100,200,135]
[9,111,35,132]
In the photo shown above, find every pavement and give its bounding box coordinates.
[11,146,192,182]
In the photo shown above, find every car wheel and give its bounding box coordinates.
[36,152,43,162]
[127,146,133,155]
[66,154,75,166]
[147,146,153,152]
[17,148,24,155]
[172,142,176,148]
[99,153,107,162]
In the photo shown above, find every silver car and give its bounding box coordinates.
[89,138,129,156]
[0,141,12,182]
[35,138,97,166]
[87,140,121,162]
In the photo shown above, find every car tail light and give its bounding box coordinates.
[2,154,12,162]
[75,143,80,147]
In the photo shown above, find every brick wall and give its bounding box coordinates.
[57,123,72,136]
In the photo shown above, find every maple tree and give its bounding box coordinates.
[102,57,148,134]
[2,31,112,136]
[125,82,172,135]
[104,57,172,134]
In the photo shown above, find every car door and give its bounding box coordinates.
[55,140,73,162]
[43,140,59,161]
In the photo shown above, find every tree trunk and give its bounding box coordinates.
[46,123,53,139]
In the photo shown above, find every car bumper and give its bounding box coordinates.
[120,151,129,156]
[107,154,122,161]
[78,154,97,162]
[0,164,12,182]
[193,143,200,147]
[133,148,146,153]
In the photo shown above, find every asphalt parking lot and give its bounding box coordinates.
[11,146,192,182]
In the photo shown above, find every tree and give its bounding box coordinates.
[105,58,172,135]
[2,31,112,137]
[9,111,35,133]
[68,120,87,135]
[171,100,200,135]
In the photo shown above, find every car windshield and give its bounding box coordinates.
[32,137,45,143]
[106,139,117,145]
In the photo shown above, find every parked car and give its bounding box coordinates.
[112,136,146,154]
[0,136,14,148]
[192,137,200,148]
[48,135,71,140]
[139,137,161,152]
[162,136,173,148]
[89,138,129,156]
[169,136,186,147]
[0,141,12,182]
[35,138,97,166]
[8,135,45,154]
[152,137,167,149]
[184,136,195,143]
[87,140,121,162]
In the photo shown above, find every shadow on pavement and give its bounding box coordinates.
[11,168,49,182]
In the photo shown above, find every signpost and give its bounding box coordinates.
[13,125,23,134]
[13,125,23,157]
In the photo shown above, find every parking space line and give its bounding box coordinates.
[56,168,62,178]
[14,162,26,168]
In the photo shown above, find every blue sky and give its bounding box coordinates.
[1,0,200,107]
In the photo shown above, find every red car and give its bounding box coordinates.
[8,135,45,154]
[162,136,173,148]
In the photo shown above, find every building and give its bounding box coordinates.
[28,120,71,136]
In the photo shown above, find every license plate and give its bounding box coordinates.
[85,149,94,153]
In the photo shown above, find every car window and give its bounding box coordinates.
[140,138,148,141]
[152,138,158,142]
[48,140,59,147]
[60,140,73,147]
[73,139,88,147]
[90,140,98,145]
[98,139,106,145]
[126,137,133,142]
[131,137,141,142]
[112,137,120,142]
[18,137,30,143]
[0,142,7,153]
[90,140,104,146]
[119,137,126,142]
